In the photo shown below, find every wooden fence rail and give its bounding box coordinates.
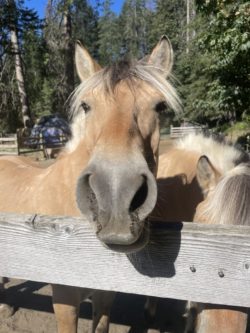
[0,132,67,158]
[0,212,250,307]
[170,125,206,138]
[0,135,18,155]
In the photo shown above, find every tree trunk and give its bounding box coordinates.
[186,0,196,53]
[9,3,33,128]
[45,0,53,22]
[61,5,74,119]
[186,0,190,54]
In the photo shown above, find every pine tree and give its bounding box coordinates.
[71,0,99,59]
[98,0,121,65]
[22,28,46,119]
[43,0,99,117]
[43,0,76,118]
[148,0,186,55]
[119,0,151,58]
[0,0,41,129]
[61,1,74,117]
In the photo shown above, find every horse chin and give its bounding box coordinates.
[100,227,150,254]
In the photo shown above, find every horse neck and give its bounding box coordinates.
[38,140,90,216]
[151,148,203,222]
[51,141,90,190]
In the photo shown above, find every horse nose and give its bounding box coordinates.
[87,172,149,211]
[76,161,157,246]
[79,171,153,217]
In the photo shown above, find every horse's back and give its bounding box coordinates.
[0,155,50,213]
[158,147,200,181]
[153,147,203,222]
[0,155,46,168]
[0,156,46,181]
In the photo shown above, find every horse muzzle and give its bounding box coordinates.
[76,156,157,253]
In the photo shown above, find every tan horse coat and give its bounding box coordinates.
[0,36,181,333]
[154,134,250,333]
[0,146,86,216]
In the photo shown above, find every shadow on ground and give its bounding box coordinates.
[3,279,187,332]
[1,279,250,332]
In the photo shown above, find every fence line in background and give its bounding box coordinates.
[0,134,18,155]
[0,132,67,158]
[170,125,206,138]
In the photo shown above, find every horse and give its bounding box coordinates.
[0,36,181,332]
[150,133,250,333]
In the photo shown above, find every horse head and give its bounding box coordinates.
[72,37,181,253]
[195,155,250,226]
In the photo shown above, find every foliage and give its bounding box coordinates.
[148,0,186,54]
[0,0,249,133]
[98,0,121,65]
[22,29,47,118]
[0,0,42,131]
[0,55,22,132]
[71,0,99,58]
[119,0,151,58]
[178,0,250,126]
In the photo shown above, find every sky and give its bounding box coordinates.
[24,0,125,18]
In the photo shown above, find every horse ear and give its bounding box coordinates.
[196,155,220,196]
[147,35,173,76]
[75,41,102,82]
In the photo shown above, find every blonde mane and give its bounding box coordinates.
[177,133,250,226]
[66,61,181,152]
[204,163,250,225]
[176,133,248,174]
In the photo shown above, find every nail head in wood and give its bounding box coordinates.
[190,265,196,273]
[218,269,225,278]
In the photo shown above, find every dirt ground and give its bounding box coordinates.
[0,278,186,333]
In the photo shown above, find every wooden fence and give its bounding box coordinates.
[0,212,250,307]
[0,135,18,155]
[0,132,67,158]
[170,125,206,138]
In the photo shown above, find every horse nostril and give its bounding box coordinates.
[96,223,102,234]
[130,222,136,235]
[79,172,99,220]
[129,176,148,213]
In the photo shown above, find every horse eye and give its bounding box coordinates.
[155,101,167,114]
[81,102,91,113]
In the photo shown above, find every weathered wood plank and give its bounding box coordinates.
[0,212,250,307]
[0,135,18,154]
[0,136,16,140]
[0,152,17,155]
[0,144,17,149]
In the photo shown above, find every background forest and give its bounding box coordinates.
[0,0,249,138]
